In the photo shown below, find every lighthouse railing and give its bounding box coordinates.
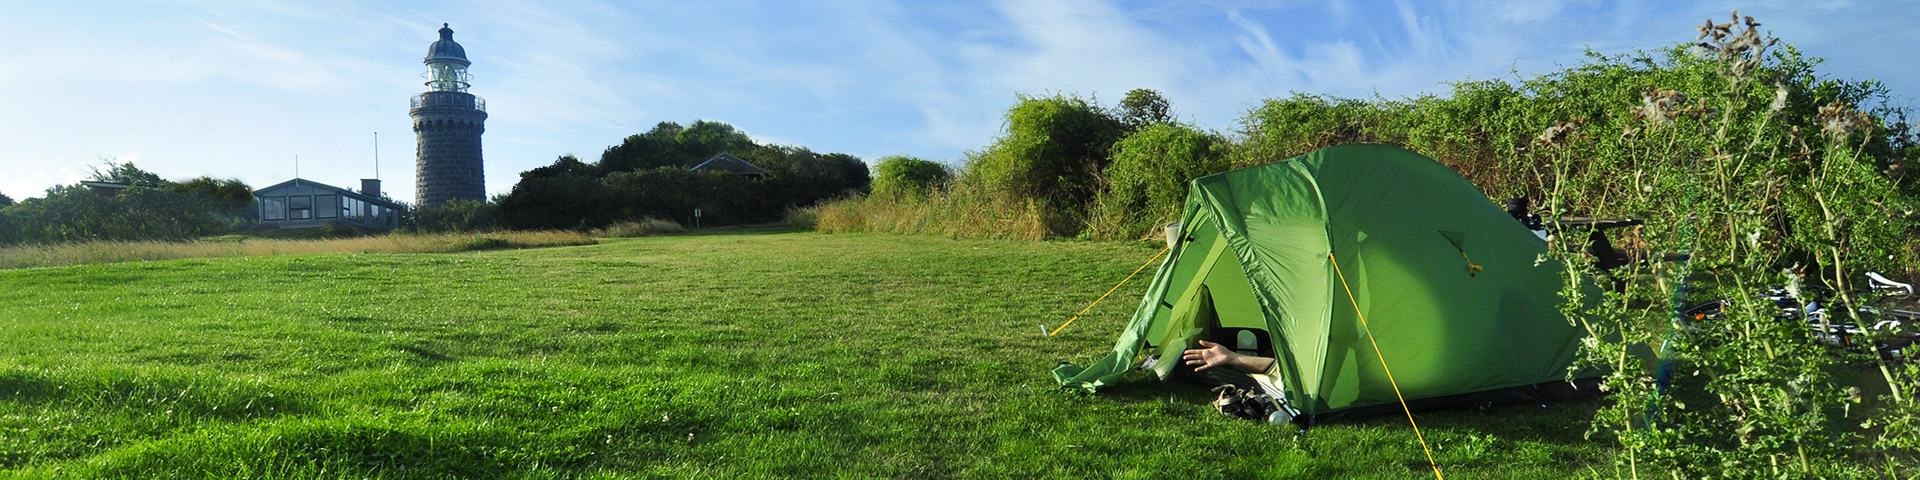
[409,93,487,113]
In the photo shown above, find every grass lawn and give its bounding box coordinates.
[0,231,1611,478]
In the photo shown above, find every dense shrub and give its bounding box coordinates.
[966,93,1125,236]
[1088,123,1230,240]
[592,217,685,237]
[0,164,255,245]
[410,199,501,232]
[497,122,868,231]
[870,155,950,200]
[496,157,611,230]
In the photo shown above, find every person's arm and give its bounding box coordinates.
[1181,339,1274,373]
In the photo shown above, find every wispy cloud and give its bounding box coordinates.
[1,0,1915,203]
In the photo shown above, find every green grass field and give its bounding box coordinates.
[0,231,1610,478]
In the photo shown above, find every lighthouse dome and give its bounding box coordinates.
[425,23,470,66]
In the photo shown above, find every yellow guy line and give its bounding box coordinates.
[1329,252,1445,480]
[1046,246,1169,337]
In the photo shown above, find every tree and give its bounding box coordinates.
[674,120,756,162]
[499,121,870,230]
[1119,88,1173,130]
[0,192,12,208]
[87,158,170,187]
[600,121,688,173]
[520,154,597,180]
[172,177,254,212]
[498,155,611,229]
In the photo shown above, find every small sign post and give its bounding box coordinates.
[694,208,702,229]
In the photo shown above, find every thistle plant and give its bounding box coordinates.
[1552,12,1920,478]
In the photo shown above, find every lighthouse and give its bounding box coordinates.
[409,23,487,208]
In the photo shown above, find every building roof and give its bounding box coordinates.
[79,181,131,191]
[689,153,769,176]
[255,178,405,210]
[425,23,470,66]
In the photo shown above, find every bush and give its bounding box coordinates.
[411,199,500,233]
[870,156,950,200]
[966,93,1125,236]
[593,217,685,238]
[499,123,870,230]
[1088,123,1230,240]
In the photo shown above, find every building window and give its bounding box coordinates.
[315,195,338,219]
[262,196,286,221]
[290,196,312,220]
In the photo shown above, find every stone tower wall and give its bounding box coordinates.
[410,91,487,207]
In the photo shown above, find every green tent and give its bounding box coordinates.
[1053,144,1597,420]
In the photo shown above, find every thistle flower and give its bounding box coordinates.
[1632,89,1691,125]
[1767,82,1789,113]
[1696,19,1720,41]
[1695,11,1776,82]
[1535,120,1581,147]
[1818,102,1872,139]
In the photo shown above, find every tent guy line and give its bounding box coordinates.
[1046,246,1168,338]
[1330,249,1443,480]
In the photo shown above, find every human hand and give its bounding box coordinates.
[1181,339,1237,372]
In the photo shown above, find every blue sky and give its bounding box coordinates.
[3,0,1915,205]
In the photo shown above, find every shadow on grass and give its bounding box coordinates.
[664,223,804,238]
[1093,372,1606,449]
[0,367,307,419]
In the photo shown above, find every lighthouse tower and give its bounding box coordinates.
[409,23,487,208]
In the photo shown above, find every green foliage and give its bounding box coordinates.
[170,177,253,212]
[600,121,690,172]
[1119,88,1172,130]
[497,156,610,230]
[870,155,950,200]
[1506,16,1920,477]
[1234,93,1409,170]
[0,192,13,207]
[967,93,1125,236]
[86,158,169,188]
[1089,123,1230,240]
[499,122,869,231]
[0,180,246,245]
[592,217,685,238]
[674,120,757,162]
[410,199,501,233]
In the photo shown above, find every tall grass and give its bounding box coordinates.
[590,217,686,238]
[0,230,595,270]
[798,178,1048,241]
